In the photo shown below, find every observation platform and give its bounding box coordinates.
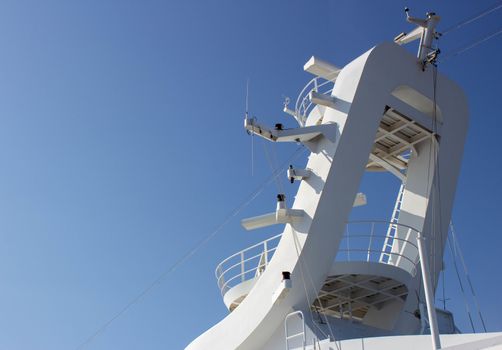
[215,221,420,328]
[287,68,435,183]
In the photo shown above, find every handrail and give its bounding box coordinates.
[215,221,422,297]
[214,233,282,277]
[348,219,421,233]
[285,310,306,350]
[294,76,335,126]
[215,233,282,296]
[337,248,418,271]
[216,249,272,288]
[339,234,419,251]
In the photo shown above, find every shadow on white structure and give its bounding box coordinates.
[186,11,502,350]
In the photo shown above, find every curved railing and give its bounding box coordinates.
[294,76,335,126]
[215,233,282,296]
[338,220,420,276]
[215,221,421,297]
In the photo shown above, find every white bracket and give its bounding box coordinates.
[368,153,406,182]
[277,208,304,222]
[304,56,341,81]
[272,278,292,304]
[287,167,311,183]
[241,212,277,231]
[309,91,337,109]
[244,118,337,146]
[241,209,305,231]
[282,96,305,127]
[283,106,297,117]
[241,193,363,230]
[241,196,305,231]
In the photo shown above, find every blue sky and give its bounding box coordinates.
[0,1,500,349]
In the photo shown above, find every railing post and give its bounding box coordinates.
[367,222,375,262]
[240,251,245,282]
[264,240,268,266]
[416,232,441,349]
[285,311,306,350]
[346,226,351,261]
[217,265,223,288]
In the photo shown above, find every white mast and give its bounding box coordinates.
[186,10,502,350]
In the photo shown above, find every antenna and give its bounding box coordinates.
[394,8,441,69]
[245,78,249,120]
[245,79,255,176]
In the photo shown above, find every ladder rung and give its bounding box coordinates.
[286,332,304,339]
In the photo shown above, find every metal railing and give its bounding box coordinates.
[285,310,306,350]
[294,76,335,126]
[215,233,282,296]
[338,220,420,276]
[215,221,421,297]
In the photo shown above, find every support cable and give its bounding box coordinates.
[245,79,255,177]
[423,65,440,296]
[447,235,476,333]
[435,16,492,330]
[291,228,339,349]
[75,146,306,350]
[442,1,502,36]
[290,229,330,341]
[449,222,488,332]
[430,65,439,290]
[441,27,502,61]
[270,141,286,195]
[431,65,446,295]
[262,140,285,195]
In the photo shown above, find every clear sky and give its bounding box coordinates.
[0,1,500,349]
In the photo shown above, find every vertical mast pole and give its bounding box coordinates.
[417,232,441,349]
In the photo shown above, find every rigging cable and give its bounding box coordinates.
[440,271,448,310]
[270,142,286,194]
[262,140,286,195]
[434,3,497,330]
[449,222,488,332]
[246,79,255,176]
[290,228,339,349]
[431,64,447,299]
[74,5,502,346]
[427,0,502,292]
[446,234,476,333]
[75,146,307,350]
[441,27,502,61]
[420,39,441,295]
[442,0,502,36]
[430,64,440,291]
[290,229,330,341]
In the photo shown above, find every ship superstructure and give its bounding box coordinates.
[186,11,502,350]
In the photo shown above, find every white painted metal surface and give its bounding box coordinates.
[285,311,306,350]
[185,15,500,349]
[417,231,441,349]
[217,221,419,311]
[303,56,340,81]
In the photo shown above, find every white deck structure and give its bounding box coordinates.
[186,12,502,350]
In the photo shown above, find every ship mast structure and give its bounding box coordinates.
[186,11,502,350]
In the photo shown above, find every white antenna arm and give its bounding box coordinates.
[394,8,440,67]
[405,7,427,27]
[394,26,423,45]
